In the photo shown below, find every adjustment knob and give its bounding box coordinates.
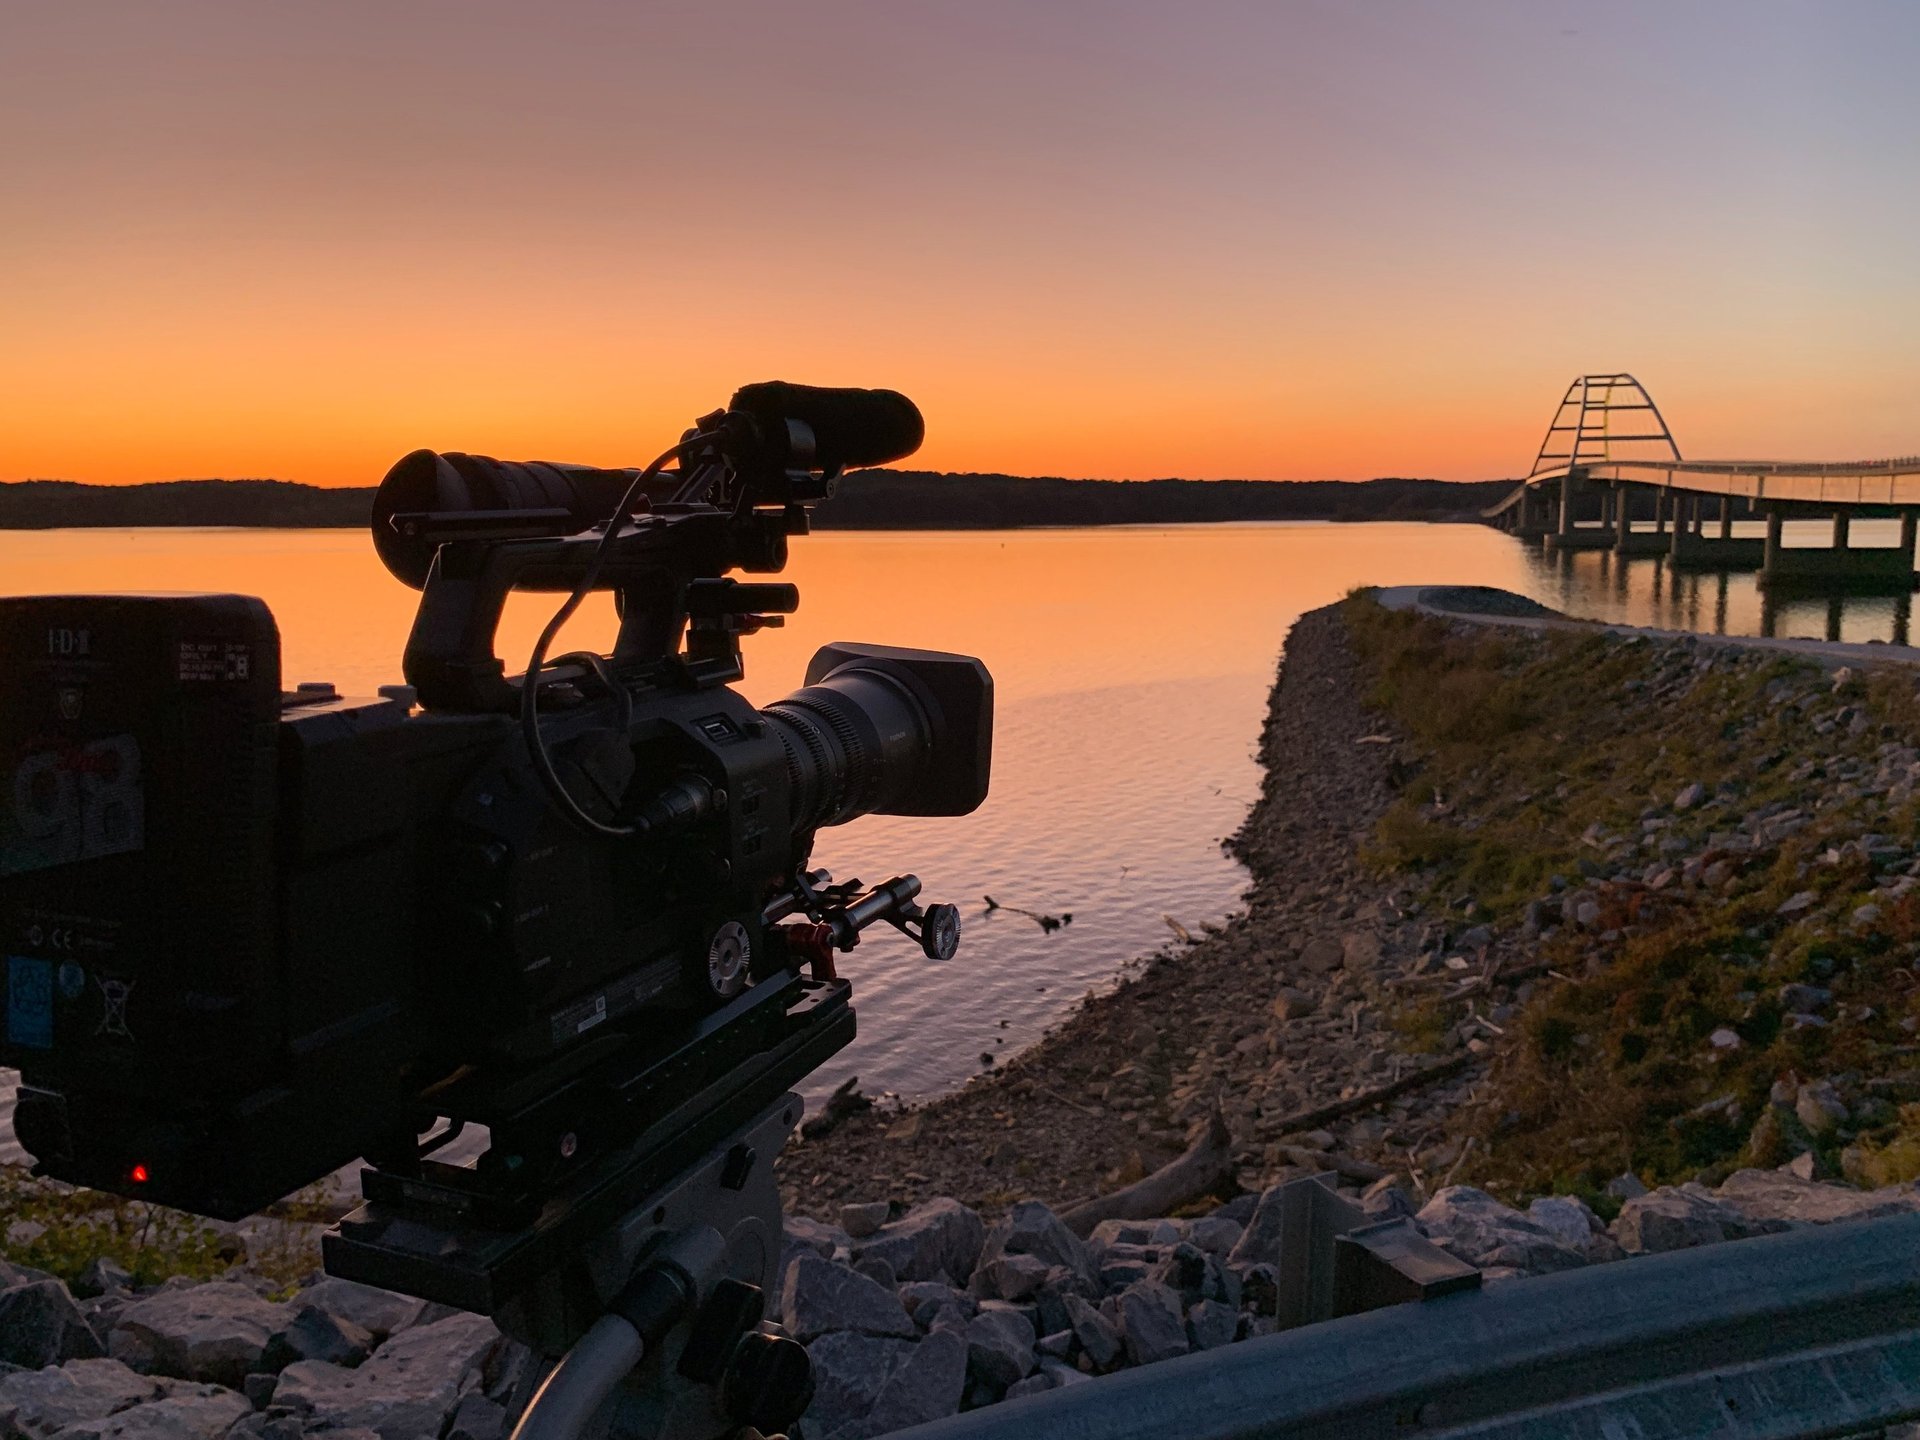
[722,1331,814,1435]
[677,1278,765,1385]
[920,903,960,961]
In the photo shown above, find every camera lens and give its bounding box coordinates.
[761,662,935,832]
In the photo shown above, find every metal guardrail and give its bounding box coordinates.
[892,1212,1920,1440]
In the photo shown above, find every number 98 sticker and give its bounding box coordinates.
[1,734,145,877]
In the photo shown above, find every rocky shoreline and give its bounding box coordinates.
[776,605,1478,1220]
[5,1162,1919,1438]
[12,592,1920,1437]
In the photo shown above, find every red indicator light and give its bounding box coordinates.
[129,1164,149,1184]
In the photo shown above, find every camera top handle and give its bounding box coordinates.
[371,384,922,714]
[397,506,793,713]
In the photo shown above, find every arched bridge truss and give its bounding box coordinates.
[1488,375,1920,592]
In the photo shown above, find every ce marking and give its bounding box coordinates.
[24,925,76,952]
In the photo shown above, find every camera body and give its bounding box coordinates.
[0,385,991,1229]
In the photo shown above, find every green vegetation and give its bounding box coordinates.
[1342,591,1920,1200]
[0,1168,328,1293]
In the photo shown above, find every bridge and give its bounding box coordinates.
[1485,374,1920,592]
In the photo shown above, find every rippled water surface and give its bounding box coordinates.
[2,518,1914,1161]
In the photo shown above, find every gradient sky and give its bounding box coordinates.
[4,1,1917,485]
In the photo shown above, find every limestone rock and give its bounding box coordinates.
[963,1309,1035,1391]
[1224,1182,1290,1268]
[0,1281,106,1370]
[292,1279,426,1345]
[1186,1298,1238,1350]
[1714,1169,1920,1227]
[783,1214,850,1261]
[899,1282,973,1333]
[858,1330,966,1436]
[799,1332,914,1437]
[1795,1080,1848,1135]
[854,1198,985,1284]
[271,1311,500,1440]
[109,1284,284,1389]
[1063,1295,1121,1371]
[852,1257,896,1292]
[1604,1173,1649,1201]
[0,1358,158,1439]
[1360,1180,1418,1222]
[1415,1187,1588,1275]
[781,1255,915,1342]
[1270,988,1316,1021]
[1086,1220,1156,1248]
[1611,1186,1764,1255]
[1116,1281,1189,1367]
[1525,1196,1623,1263]
[47,1385,251,1440]
[1185,1216,1245,1255]
[839,1202,891,1240]
[1038,1357,1090,1388]
[1297,936,1345,974]
[973,1202,1096,1294]
[261,1304,372,1372]
[1341,932,1384,973]
[1778,983,1832,1015]
[446,1391,507,1440]
[971,1254,1050,1303]
[73,1262,133,1302]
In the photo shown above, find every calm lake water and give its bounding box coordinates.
[1,517,1914,1163]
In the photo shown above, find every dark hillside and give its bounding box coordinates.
[0,472,1511,531]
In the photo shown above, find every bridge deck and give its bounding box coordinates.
[1486,457,1920,519]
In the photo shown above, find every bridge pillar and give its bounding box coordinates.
[1671,492,1766,571]
[1558,473,1573,537]
[1615,487,1630,546]
[1719,496,1732,539]
[1654,489,1669,535]
[1760,504,1918,593]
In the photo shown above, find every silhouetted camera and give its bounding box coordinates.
[0,382,992,1229]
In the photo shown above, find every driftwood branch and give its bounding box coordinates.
[1060,1102,1235,1237]
[1277,1146,1391,1183]
[1262,1052,1474,1138]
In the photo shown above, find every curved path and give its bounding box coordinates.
[1374,583,1920,671]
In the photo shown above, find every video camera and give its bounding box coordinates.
[0,384,990,1290]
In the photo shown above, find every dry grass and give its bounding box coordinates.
[1341,591,1920,1201]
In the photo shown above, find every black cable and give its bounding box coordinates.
[520,433,718,839]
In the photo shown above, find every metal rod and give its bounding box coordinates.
[509,1315,643,1440]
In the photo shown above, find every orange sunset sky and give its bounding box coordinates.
[4,2,1917,487]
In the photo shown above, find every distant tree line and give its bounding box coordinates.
[810,471,1511,527]
[0,472,1512,531]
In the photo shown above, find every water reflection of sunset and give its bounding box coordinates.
[5,520,1917,1102]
